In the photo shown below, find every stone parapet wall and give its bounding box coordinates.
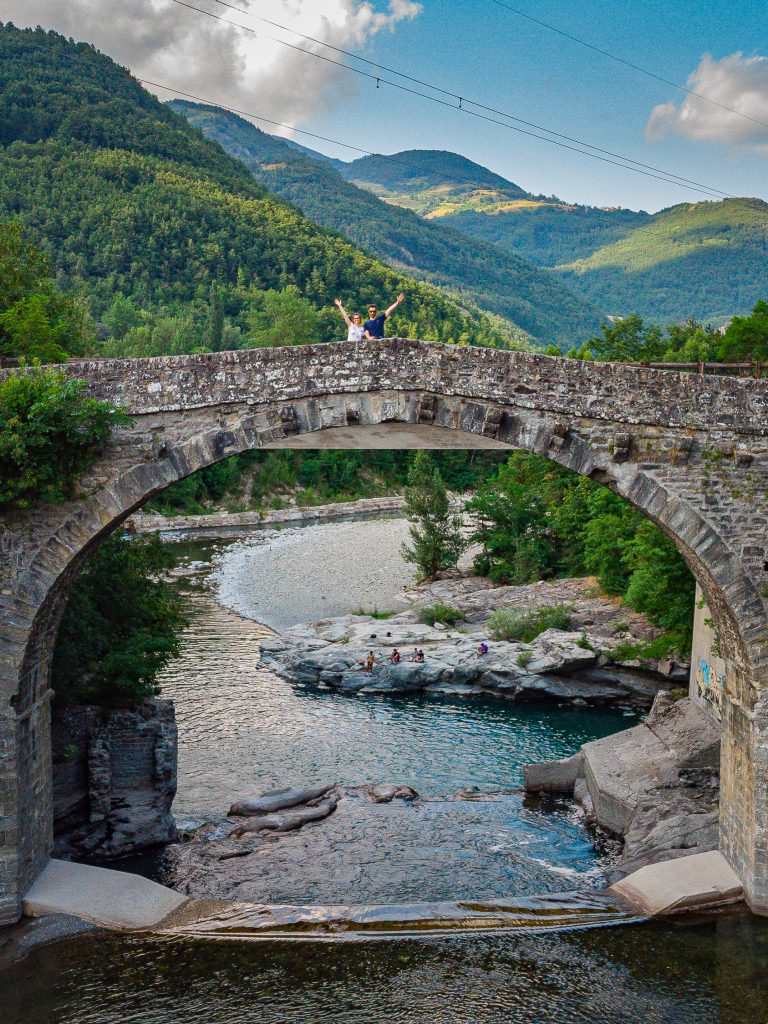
[51,698,177,861]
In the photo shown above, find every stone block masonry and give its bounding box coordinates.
[1,339,767,920]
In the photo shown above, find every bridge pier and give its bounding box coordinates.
[1,341,767,922]
[721,688,768,913]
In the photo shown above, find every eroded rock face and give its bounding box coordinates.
[51,699,178,860]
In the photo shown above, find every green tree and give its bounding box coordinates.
[401,451,466,580]
[467,452,695,655]
[588,313,665,362]
[718,300,768,361]
[0,366,128,508]
[207,281,224,351]
[468,463,552,583]
[0,219,91,362]
[246,286,323,347]
[52,533,188,707]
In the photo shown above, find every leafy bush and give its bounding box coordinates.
[516,648,533,668]
[0,366,128,508]
[52,533,188,707]
[487,604,573,643]
[576,632,596,651]
[417,601,464,627]
[609,632,689,663]
[0,219,92,363]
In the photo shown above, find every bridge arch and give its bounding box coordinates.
[1,340,767,921]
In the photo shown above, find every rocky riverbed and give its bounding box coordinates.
[158,781,611,904]
[260,576,688,707]
[525,691,721,881]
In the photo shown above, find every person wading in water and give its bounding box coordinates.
[363,293,406,340]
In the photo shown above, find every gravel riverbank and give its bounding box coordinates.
[213,516,413,631]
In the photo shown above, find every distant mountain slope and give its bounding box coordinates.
[442,203,648,269]
[340,149,528,213]
[556,198,768,322]
[171,104,602,349]
[337,149,768,324]
[0,25,518,352]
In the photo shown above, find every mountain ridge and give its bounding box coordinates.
[171,101,603,349]
[331,148,768,324]
[0,24,522,353]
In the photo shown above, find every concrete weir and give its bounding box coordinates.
[609,851,743,917]
[21,856,743,940]
[23,859,187,931]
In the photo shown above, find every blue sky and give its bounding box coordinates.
[10,0,768,212]
[304,0,768,211]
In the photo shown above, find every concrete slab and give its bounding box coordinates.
[23,859,187,930]
[609,850,743,916]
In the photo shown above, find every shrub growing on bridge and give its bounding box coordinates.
[0,366,129,509]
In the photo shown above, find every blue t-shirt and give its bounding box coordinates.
[364,313,387,339]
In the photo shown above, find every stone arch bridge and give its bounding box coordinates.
[1,338,768,922]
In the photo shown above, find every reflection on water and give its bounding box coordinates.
[4,913,768,1024]
[160,538,638,820]
[9,529,765,1023]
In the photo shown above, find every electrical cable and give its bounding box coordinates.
[487,0,768,133]
[7,24,737,201]
[174,0,736,198]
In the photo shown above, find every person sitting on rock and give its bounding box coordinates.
[477,641,489,657]
[390,649,401,664]
[408,648,419,662]
[415,649,425,663]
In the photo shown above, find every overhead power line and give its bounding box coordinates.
[12,35,537,196]
[488,0,768,134]
[168,0,736,200]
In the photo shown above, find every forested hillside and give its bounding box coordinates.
[0,25,518,356]
[335,149,768,324]
[557,199,768,322]
[171,103,602,349]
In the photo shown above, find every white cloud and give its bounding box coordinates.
[0,0,422,129]
[646,52,768,154]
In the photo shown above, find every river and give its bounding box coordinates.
[3,517,768,1023]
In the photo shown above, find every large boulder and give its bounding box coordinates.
[229,784,334,817]
[230,797,338,837]
[524,694,723,880]
[260,611,673,707]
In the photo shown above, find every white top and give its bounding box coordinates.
[347,324,366,341]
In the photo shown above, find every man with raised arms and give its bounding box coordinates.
[363,292,406,340]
